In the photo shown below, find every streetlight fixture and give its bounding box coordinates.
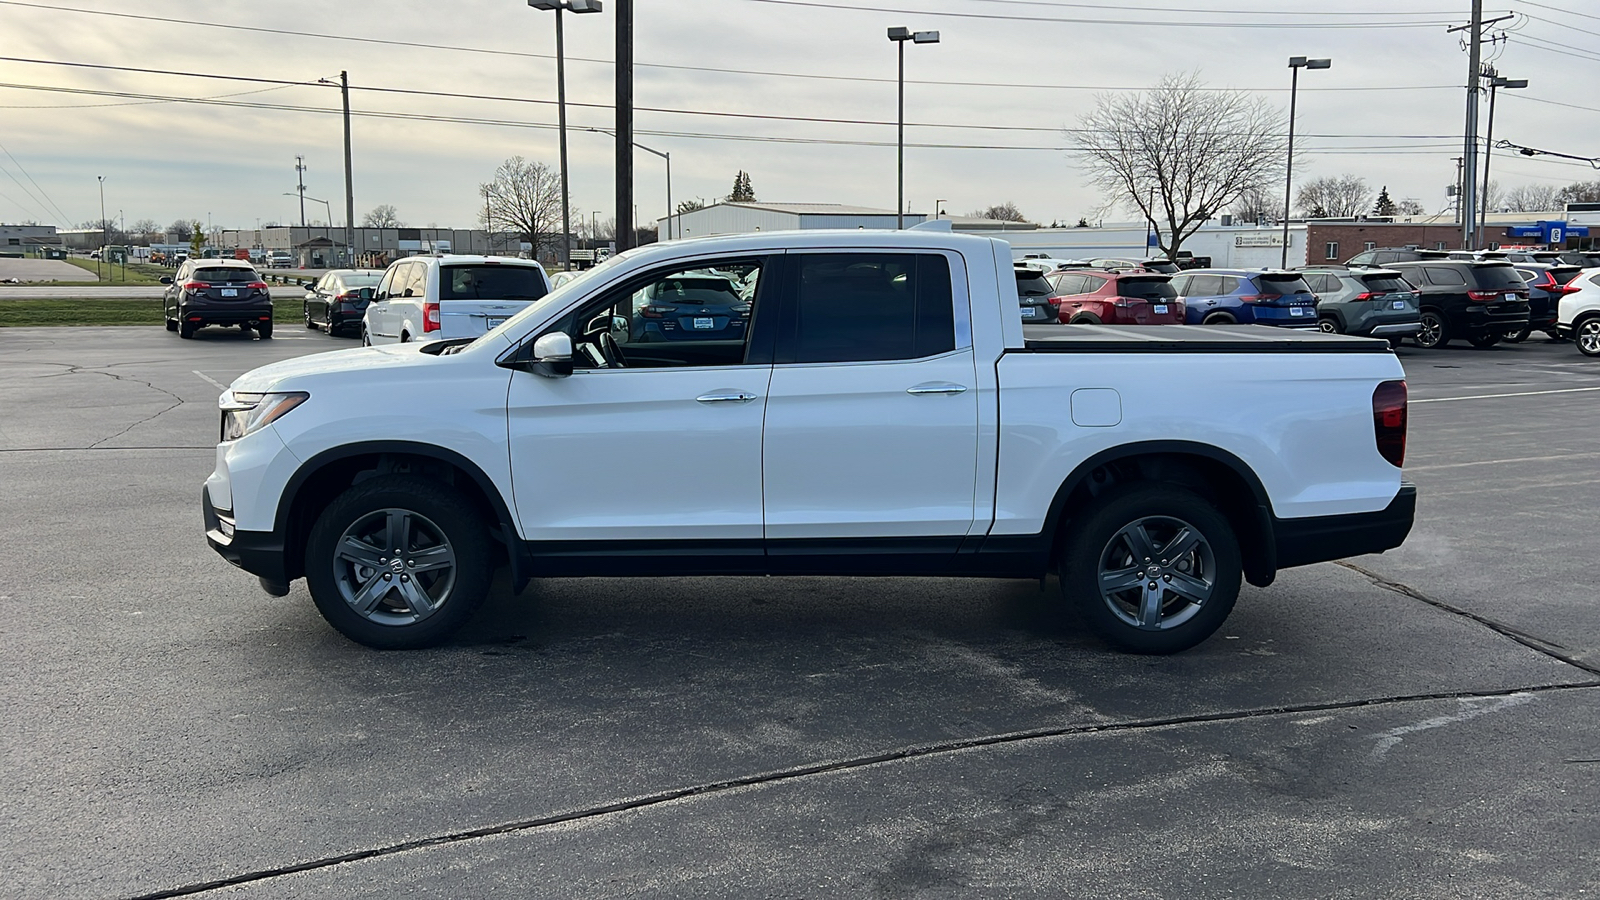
[888,26,939,229]
[587,127,670,240]
[96,175,106,280]
[934,198,946,220]
[529,0,603,270]
[1480,72,1528,249]
[1282,55,1331,268]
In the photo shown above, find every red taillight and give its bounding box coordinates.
[639,304,674,318]
[1352,292,1376,301]
[246,281,268,290]
[1373,380,1407,468]
[423,302,441,333]
[336,291,355,301]
[183,281,210,291]
[1466,290,1500,302]
[1238,294,1267,304]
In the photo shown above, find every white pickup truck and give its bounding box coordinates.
[203,231,1415,654]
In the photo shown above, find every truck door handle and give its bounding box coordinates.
[906,382,968,395]
[696,390,759,403]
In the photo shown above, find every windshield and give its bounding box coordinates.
[1115,276,1177,300]
[441,264,549,301]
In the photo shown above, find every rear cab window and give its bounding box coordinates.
[780,253,955,363]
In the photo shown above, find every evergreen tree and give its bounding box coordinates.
[727,171,756,202]
[1373,186,1397,217]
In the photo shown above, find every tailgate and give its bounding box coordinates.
[439,299,531,336]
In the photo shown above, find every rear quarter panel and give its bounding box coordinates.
[992,349,1407,534]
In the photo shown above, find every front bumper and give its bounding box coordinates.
[1273,483,1416,570]
[203,487,289,587]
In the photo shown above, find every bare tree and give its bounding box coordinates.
[166,219,194,241]
[1072,72,1287,259]
[129,218,161,243]
[480,157,565,258]
[1558,181,1600,205]
[968,202,1028,222]
[362,204,403,228]
[1501,183,1559,212]
[1395,198,1426,216]
[1230,187,1277,224]
[1296,174,1371,218]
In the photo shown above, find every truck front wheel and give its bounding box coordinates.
[1061,484,1242,654]
[305,475,494,649]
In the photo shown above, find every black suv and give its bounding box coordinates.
[161,259,273,339]
[1344,247,1450,268]
[1388,260,1530,349]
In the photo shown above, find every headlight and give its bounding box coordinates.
[220,390,308,442]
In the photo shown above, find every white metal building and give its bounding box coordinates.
[661,202,927,239]
[985,222,1312,269]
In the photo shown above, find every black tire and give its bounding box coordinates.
[304,476,494,650]
[257,320,273,339]
[1069,313,1102,325]
[361,327,371,347]
[165,317,178,332]
[1503,326,1531,343]
[1318,316,1341,334]
[304,306,317,329]
[1576,317,1600,358]
[1060,483,1242,654]
[1415,310,1449,349]
[1467,331,1501,349]
[1201,312,1236,326]
[178,321,195,339]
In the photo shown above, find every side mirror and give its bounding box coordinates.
[530,332,573,378]
[158,276,173,285]
[356,287,374,301]
[302,280,315,289]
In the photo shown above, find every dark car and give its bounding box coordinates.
[1015,266,1059,323]
[630,270,752,342]
[1558,251,1600,267]
[1300,268,1422,345]
[1507,262,1582,342]
[1503,250,1565,265]
[161,259,272,339]
[1045,269,1184,325]
[1344,247,1450,268]
[302,269,384,336]
[1169,269,1317,328]
[1388,260,1530,349]
[1140,258,1182,274]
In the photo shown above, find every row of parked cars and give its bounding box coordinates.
[1014,246,1600,356]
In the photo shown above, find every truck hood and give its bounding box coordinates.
[229,344,432,393]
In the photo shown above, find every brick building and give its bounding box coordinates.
[1305,222,1465,266]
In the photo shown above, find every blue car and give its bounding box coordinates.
[630,272,752,342]
[1169,269,1319,328]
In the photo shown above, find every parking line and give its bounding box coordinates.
[1412,386,1600,404]
[193,370,226,390]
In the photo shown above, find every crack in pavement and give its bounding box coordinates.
[30,363,191,450]
[118,679,1600,900]
[1337,561,1600,676]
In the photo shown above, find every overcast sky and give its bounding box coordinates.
[1,0,1593,234]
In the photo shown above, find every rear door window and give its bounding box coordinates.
[1425,267,1467,286]
[782,253,955,363]
[1189,274,1223,296]
[1081,275,1110,294]
[1050,274,1086,295]
[1114,276,1176,300]
[1219,276,1243,295]
[441,264,550,301]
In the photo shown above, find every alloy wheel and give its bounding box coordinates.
[1416,312,1444,349]
[1579,319,1600,357]
[330,508,459,626]
[1095,515,1216,631]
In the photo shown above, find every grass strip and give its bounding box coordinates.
[0,298,303,327]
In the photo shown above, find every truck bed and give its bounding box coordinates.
[1020,323,1391,354]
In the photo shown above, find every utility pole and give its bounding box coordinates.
[1448,4,1512,249]
[294,155,307,228]
[341,72,354,268]
[615,0,633,252]
[1453,157,1465,225]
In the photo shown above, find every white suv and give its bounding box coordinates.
[362,255,551,345]
[1556,267,1600,357]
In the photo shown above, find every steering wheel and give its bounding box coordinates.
[596,332,626,368]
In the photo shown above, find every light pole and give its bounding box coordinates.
[934,198,946,220]
[587,127,669,239]
[888,26,939,229]
[1282,56,1331,268]
[96,175,106,280]
[529,0,603,270]
[1480,72,1527,249]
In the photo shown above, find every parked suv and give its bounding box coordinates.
[1388,260,1530,349]
[1169,269,1317,327]
[1015,265,1060,322]
[1507,262,1582,342]
[1344,247,1449,268]
[1556,270,1600,356]
[266,250,293,269]
[1299,268,1422,344]
[161,259,273,339]
[363,255,551,345]
[302,269,384,336]
[1046,269,1184,325]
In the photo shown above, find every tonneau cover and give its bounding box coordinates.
[1020,323,1390,353]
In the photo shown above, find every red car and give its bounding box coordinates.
[1045,269,1186,325]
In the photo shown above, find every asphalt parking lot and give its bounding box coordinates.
[3,324,1598,898]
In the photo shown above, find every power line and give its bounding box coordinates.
[737,0,1456,27]
[966,0,1469,15]
[0,138,70,223]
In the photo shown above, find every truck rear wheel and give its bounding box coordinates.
[305,475,494,649]
[1060,483,1241,654]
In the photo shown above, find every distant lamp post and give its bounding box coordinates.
[1282,55,1331,268]
[587,127,670,240]
[96,175,106,280]
[529,0,603,270]
[935,198,946,220]
[283,192,333,227]
[888,26,939,229]
[1481,73,1528,248]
